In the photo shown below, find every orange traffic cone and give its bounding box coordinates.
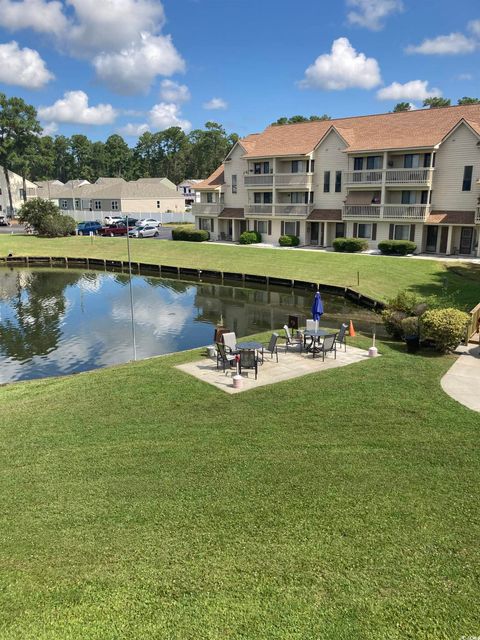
[349,320,356,337]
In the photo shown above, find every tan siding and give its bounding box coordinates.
[313,130,348,209]
[223,144,247,209]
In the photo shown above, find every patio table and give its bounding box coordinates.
[236,341,263,350]
[303,329,329,355]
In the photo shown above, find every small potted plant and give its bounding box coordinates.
[401,316,420,353]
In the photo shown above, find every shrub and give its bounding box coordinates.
[278,234,300,247]
[171,227,209,242]
[420,308,470,353]
[41,214,77,237]
[332,237,368,253]
[401,316,420,338]
[239,230,261,244]
[381,290,427,338]
[18,198,76,237]
[378,240,417,256]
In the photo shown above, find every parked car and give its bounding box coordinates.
[0,214,10,226]
[120,216,139,226]
[100,223,134,237]
[128,225,160,238]
[77,221,103,235]
[104,215,123,225]
[137,218,161,227]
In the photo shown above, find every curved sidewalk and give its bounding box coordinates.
[441,344,480,413]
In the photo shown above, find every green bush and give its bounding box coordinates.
[332,237,368,253]
[278,234,300,247]
[239,231,261,245]
[41,214,77,237]
[18,198,75,237]
[378,240,417,255]
[171,227,209,242]
[420,308,470,353]
[401,316,420,338]
[382,290,427,338]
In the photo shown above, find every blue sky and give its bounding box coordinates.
[0,0,478,143]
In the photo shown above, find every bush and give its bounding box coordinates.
[239,231,261,245]
[332,237,368,253]
[401,316,420,338]
[18,198,76,237]
[41,214,77,237]
[378,240,417,256]
[278,234,300,247]
[381,290,427,338]
[171,227,209,242]
[421,308,470,353]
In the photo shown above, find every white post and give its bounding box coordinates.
[446,225,454,255]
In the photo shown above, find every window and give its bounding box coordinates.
[462,165,473,191]
[291,192,305,204]
[284,221,297,235]
[354,157,364,171]
[199,218,213,232]
[61,199,68,209]
[111,200,119,210]
[423,153,432,168]
[75,199,80,208]
[310,159,315,173]
[263,162,270,174]
[358,223,372,239]
[366,156,382,170]
[404,154,420,169]
[335,171,342,193]
[256,220,268,234]
[263,192,272,204]
[420,191,429,205]
[254,162,261,174]
[232,174,237,194]
[309,191,314,204]
[323,171,330,192]
[94,200,102,210]
[254,192,261,204]
[394,224,410,241]
[292,160,299,173]
[401,191,416,205]
[156,201,161,208]
[206,192,213,203]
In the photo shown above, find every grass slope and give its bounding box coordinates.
[0,335,479,639]
[1,235,479,308]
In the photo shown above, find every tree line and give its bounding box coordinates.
[393,96,480,112]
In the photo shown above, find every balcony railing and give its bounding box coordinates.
[385,168,433,184]
[275,204,311,216]
[244,174,274,187]
[275,173,313,187]
[245,204,273,215]
[345,171,383,185]
[192,203,224,215]
[343,204,430,221]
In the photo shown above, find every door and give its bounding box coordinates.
[426,226,438,253]
[460,227,473,254]
[310,222,319,245]
[335,222,345,238]
[239,220,247,235]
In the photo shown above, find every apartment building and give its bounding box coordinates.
[193,105,480,256]
[0,168,38,216]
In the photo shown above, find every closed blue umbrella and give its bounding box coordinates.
[311,291,324,329]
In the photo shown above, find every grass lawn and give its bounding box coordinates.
[0,334,479,639]
[1,235,479,308]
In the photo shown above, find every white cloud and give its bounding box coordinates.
[159,79,190,103]
[148,102,191,132]
[38,90,117,125]
[93,33,185,95]
[457,72,473,81]
[0,41,54,88]
[41,122,59,136]
[468,19,480,37]
[117,122,150,137]
[299,37,381,90]
[203,97,228,110]
[346,0,403,30]
[406,33,477,55]
[377,79,442,101]
[0,0,68,35]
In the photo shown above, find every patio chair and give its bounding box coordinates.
[261,332,279,363]
[239,349,259,380]
[280,325,303,352]
[216,342,236,373]
[222,331,237,354]
[313,333,337,361]
[336,323,349,352]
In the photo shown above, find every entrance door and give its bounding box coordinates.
[335,222,345,238]
[460,227,473,254]
[310,222,319,245]
[239,220,247,235]
[425,226,438,253]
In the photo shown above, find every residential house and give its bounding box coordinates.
[193,105,480,256]
[0,168,38,216]
[177,179,204,206]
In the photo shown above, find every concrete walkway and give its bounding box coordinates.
[441,344,480,412]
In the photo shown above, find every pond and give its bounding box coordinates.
[0,267,380,384]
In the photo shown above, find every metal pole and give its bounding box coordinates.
[126,214,137,361]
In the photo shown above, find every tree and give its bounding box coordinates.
[457,96,480,105]
[53,136,74,183]
[18,198,75,236]
[271,114,331,126]
[29,135,56,181]
[423,97,451,109]
[393,102,411,112]
[308,114,331,121]
[0,93,41,214]
[69,134,94,181]
[187,122,234,179]
[104,134,132,178]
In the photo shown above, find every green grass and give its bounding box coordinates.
[0,334,479,639]
[1,235,479,308]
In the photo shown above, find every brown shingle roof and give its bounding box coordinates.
[239,104,480,157]
[218,208,244,219]
[426,211,476,225]
[194,164,225,190]
[307,209,342,221]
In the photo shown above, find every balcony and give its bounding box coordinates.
[275,173,313,188]
[244,174,274,187]
[192,203,224,215]
[275,204,312,216]
[385,168,433,185]
[245,204,273,215]
[345,171,383,185]
[343,204,430,221]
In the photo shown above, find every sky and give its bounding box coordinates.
[0,0,478,143]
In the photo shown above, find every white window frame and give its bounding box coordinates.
[358,223,372,239]
[256,220,268,235]
[394,224,410,241]
[94,200,102,210]
[199,217,213,232]
[111,200,119,211]
[61,199,68,209]
[284,221,297,236]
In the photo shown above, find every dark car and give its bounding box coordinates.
[100,222,135,237]
[120,217,139,226]
[77,221,103,235]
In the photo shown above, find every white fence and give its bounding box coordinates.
[60,210,195,224]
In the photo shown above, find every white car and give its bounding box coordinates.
[104,215,123,225]
[128,225,160,238]
[137,218,161,227]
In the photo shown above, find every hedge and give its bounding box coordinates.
[378,240,417,256]
[332,237,368,253]
[421,308,470,353]
[278,235,300,247]
[172,227,209,242]
[239,230,261,245]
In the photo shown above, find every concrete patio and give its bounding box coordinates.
[176,345,375,394]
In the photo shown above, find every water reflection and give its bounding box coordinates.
[0,267,379,384]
